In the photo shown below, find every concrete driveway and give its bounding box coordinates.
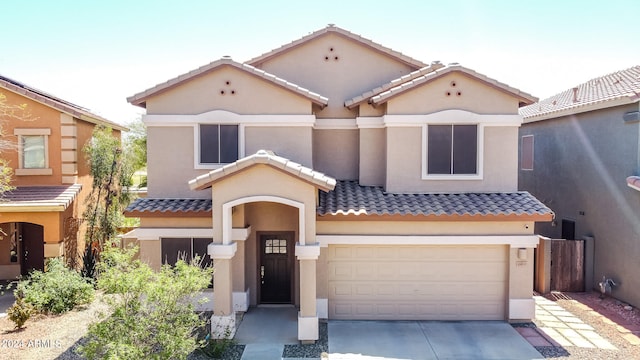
[328,320,544,360]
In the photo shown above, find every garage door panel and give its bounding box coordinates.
[328,245,507,320]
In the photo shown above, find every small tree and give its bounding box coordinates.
[81,125,135,273]
[79,244,213,359]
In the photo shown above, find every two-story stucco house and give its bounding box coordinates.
[0,75,126,279]
[519,66,640,308]
[124,25,553,342]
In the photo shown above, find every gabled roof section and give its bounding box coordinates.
[345,61,446,108]
[0,75,126,131]
[127,57,329,108]
[367,63,537,107]
[247,24,427,70]
[189,150,336,191]
[318,181,553,221]
[0,185,82,212]
[521,65,640,122]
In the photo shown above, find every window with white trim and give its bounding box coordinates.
[521,135,534,171]
[14,128,52,175]
[426,124,478,175]
[199,124,238,164]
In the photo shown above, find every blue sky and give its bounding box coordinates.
[1,0,638,125]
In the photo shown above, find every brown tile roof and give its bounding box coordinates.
[247,24,427,69]
[367,63,537,107]
[520,65,640,121]
[345,61,446,108]
[0,75,127,131]
[124,198,212,217]
[318,180,553,220]
[0,185,82,212]
[127,57,329,108]
[189,150,336,191]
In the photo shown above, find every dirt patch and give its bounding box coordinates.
[0,294,110,360]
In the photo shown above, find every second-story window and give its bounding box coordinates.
[199,124,239,164]
[427,124,477,175]
[14,128,52,176]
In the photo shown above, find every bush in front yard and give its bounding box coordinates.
[17,258,95,314]
[79,245,213,360]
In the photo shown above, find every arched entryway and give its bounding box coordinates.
[0,222,44,279]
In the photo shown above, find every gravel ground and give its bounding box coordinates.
[283,320,328,359]
[527,291,640,360]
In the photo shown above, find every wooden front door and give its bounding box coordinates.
[259,233,293,304]
[21,223,44,275]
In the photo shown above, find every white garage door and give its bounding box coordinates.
[328,245,507,320]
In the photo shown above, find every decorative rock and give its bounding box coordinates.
[625,306,633,311]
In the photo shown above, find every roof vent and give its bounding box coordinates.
[222,55,232,60]
[572,87,579,103]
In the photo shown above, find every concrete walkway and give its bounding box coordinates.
[0,282,16,317]
[234,305,298,360]
[515,295,616,349]
[329,320,543,360]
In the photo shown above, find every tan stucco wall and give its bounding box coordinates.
[313,129,358,180]
[145,66,312,115]
[359,128,386,186]
[254,32,416,119]
[146,126,210,198]
[210,164,318,246]
[359,103,385,117]
[385,126,519,193]
[245,127,313,168]
[386,73,519,115]
[316,220,535,235]
[243,202,300,306]
[139,217,212,228]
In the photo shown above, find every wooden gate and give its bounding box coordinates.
[535,238,585,293]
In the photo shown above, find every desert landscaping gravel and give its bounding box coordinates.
[527,291,640,360]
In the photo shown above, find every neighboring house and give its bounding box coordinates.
[0,75,126,279]
[124,25,553,342]
[519,66,640,308]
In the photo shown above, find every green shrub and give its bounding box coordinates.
[18,258,95,314]
[79,245,213,360]
[7,296,34,329]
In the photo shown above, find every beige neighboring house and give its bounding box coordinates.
[124,25,553,342]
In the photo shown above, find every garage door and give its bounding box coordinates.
[328,245,507,320]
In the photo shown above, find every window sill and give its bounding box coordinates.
[194,163,230,170]
[422,174,483,181]
[15,168,53,176]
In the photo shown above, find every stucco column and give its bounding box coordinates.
[209,242,237,339]
[296,243,320,343]
[508,244,536,321]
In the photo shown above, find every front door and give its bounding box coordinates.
[21,223,44,275]
[259,233,293,304]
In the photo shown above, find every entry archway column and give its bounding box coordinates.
[209,242,237,339]
[296,243,320,343]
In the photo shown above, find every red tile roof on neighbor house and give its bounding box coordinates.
[0,185,82,212]
[0,75,127,131]
[520,65,640,122]
[246,24,428,69]
[127,57,329,108]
